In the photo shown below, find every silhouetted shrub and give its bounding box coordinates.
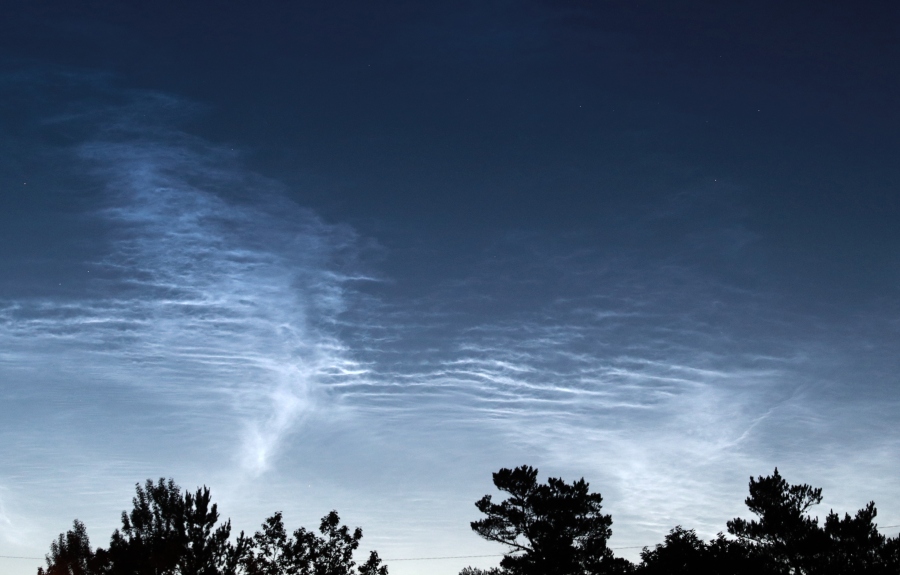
[39,478,386,575]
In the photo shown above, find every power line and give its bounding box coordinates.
[7,526,900,563]
[385,553,503,562]
[384,545,646,562]
[381,526,900,563]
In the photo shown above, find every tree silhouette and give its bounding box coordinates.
[638,527,765,575]
[40,470,900,575]
[103,478,246,575]
[726,468,823,574]
[465,465,632,575]
[38,519,97,575]
[242,510,387,575]
[38,478,385,575]
[638,526,708,575]
[820,501,899,575]
[636,468,900,575]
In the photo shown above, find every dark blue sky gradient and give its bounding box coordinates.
[1,2,899,573]
[5,2,898,297]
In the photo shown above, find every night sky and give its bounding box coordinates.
[1,2,899,573]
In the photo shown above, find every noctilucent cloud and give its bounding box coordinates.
[1,2,899,573]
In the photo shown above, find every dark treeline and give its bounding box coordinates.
[461,466,900,575]
[39,478,386,575]
[40,467,899,575]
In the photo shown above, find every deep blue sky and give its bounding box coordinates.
[1,2,899,573]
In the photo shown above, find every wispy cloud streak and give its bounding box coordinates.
[328,201,900,546]
[0,96,363,474]
[1,80,898,573]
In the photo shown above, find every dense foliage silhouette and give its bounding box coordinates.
[721,468,898,574]
[462,466,900,575]
[466,465,633,575]
[40,519,96,575]
[241,511,386,575]
[39,469,899,575]
[38,478,386,575]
